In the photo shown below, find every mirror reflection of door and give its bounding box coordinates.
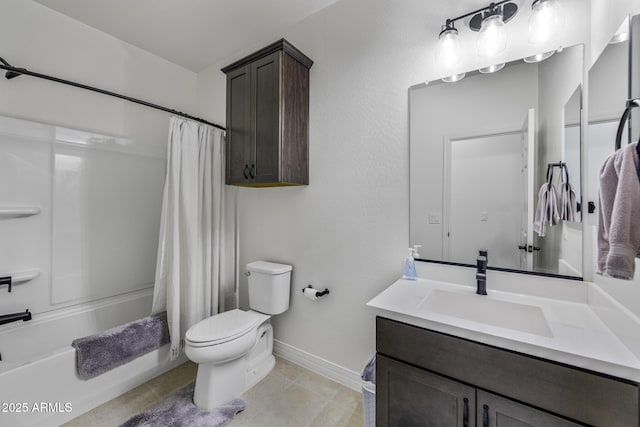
[445,131,523,270]
[519,109,536,271]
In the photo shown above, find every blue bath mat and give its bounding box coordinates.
[119,382,245,427]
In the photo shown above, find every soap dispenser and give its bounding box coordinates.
[402,247,418,281]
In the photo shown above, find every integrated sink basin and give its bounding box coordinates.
[367,277,640,382]
[422,289,554,338]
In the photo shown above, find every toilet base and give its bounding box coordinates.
[193,322,274,411]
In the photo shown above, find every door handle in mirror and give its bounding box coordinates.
[483,404,489,427]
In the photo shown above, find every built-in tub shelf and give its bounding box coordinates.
[0,270,40,293]
[0,206,42,219]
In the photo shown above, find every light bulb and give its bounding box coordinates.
[437,27,461,69]
[523,50,555,63]
[479,63,505,74]
[529,0,561,45]
[442,73,466,83]
[478,14,507,57]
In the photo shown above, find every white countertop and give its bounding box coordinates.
[367,277,640,382]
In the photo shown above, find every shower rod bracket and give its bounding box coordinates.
[0,57,23,80]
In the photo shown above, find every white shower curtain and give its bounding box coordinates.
[151,116,226,359]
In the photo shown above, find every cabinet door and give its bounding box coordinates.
[226,65,252,185]
[477,391,581,427]
[377,355,475,427]
[251,51,281,184]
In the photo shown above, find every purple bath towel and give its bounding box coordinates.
[71,312,170,379]
[598,141,640,280]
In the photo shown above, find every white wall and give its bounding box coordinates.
[0,0,199,316]
[0,0,198,143]
[196,0,593,373]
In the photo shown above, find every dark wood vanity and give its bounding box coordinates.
[376,316,640,427]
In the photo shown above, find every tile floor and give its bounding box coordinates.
[63,357,364,427]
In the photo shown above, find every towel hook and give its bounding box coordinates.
[615,98,640,156]
[562,162,569,188]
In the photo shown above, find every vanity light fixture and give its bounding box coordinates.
[435,1,562,81]
[475,7,510,57]
[437,20,461,69]
[437,1,517,65]
[528,0,561,45]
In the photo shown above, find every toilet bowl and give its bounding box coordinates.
[184,261,292,411]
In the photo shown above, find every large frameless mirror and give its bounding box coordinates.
[409,44,584,277]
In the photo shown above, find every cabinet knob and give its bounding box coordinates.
[250,164,256,179]
[243,164,249,179]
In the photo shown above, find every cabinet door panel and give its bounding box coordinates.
[226,65,251,184]
[377,355,475,427]
[478,391,581,427]
[251,51,281,183]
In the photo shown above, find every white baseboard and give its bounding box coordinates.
[273,339,362,391]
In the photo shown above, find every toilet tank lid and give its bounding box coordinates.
[247,261,292,275]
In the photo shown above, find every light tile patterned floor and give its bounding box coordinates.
[63,357,364,427]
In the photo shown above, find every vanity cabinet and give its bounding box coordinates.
[376,317,640,427]
[378,355,577,427]
[222,39,312,187]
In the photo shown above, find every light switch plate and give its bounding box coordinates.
[428,212,441,224]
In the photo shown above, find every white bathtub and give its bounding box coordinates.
[0,289,186,427]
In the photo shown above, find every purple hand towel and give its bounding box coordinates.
[598,141,640,280]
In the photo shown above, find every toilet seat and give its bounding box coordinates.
[185,309,268,347]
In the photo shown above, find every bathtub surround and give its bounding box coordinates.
[0,290,186,427]
[151,117,228,359]
[0,2,204,421]
[71,312,170,379]
[119,382,245,427]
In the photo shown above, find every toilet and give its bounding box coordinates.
[184,261,292,411]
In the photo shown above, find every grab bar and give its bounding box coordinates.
[0,269,40,293]
[0,309,32,326]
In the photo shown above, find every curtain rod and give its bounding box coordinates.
[0,56,225,131]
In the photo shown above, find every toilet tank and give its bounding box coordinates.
[247,261,292,315]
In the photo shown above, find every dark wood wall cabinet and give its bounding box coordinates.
[376,316,640,427]
[222,39,312,187]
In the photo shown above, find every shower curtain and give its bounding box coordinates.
[151,116,226,359]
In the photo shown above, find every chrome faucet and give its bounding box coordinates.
[476,249,488,295]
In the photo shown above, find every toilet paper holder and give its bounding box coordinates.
[302,285,330,299]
